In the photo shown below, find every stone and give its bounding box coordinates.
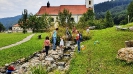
[57,62,65,66]
[5,63,9,67]
[129,27,133,31]
[52,54,60,59]
[45,57,54,61]
[117,47,133,63]
[51,51,58,55]
[58,66,64,71]
[125,40,133,47]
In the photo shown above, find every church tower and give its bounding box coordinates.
[85,0,94,8]
[85,0,94,12]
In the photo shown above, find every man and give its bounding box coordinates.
[52,28,58,50]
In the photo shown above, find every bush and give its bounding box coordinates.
[31,65,47,74]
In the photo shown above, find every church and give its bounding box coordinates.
[36,0,94,23]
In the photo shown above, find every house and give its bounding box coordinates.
[12,24,32,33]
[36,0,94,23]
[12,24,23,33]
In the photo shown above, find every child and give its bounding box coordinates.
[43,36,50,56]
[6,65,15,74]
[60,36,64,49]
[76,31,80,52]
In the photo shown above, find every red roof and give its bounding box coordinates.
[36,5,91,15]
[13,24,20,27]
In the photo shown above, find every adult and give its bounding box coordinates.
[76,30,81,52]
[52,28,58,50]
[66,27,71,41]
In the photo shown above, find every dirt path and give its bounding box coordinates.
[0,34,35,50]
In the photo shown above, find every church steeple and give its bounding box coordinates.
[85,0,94,12]
[85,0,94,8]
[47,1,50,7]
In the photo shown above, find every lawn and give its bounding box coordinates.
[0,33,31,48]
[0,33,49,67]
[68,23,133,74]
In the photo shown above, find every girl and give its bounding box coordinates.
[43,36,50,56]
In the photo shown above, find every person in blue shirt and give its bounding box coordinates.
[52,28,58,50]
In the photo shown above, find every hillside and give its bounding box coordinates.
[0,15,22,29]
[94,0,132,24]
[68,23,133,74]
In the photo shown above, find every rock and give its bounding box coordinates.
[64,54,71,57]
[58,66,64,71]
[117,47,133,63]
[45,57,54,61]
[5,63,9,67]
[129,27,133,31]
[52,54,60,59]
[125,40,133,47]
[57,62,65,66]
[51,51,58,55]
[0,67,6,73]
[38,53,45,61]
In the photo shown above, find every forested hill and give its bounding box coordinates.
[94,0,132,24]
[0,15,22,29]
[95,0,131,13]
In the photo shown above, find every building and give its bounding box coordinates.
[12,24,32,33]
[12,24,23,33]
[36,0,94,23]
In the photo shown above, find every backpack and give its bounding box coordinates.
[79,33,82,41]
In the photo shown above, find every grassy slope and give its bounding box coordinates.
[0,33,48,67]
[0,33,30,47]
[68,23,133,74]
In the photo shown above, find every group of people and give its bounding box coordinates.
[43,26,82,56]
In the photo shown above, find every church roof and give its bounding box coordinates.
[36,5,91,15]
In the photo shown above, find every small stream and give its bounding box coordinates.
[0,41,77,74]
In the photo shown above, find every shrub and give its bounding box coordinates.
[31,65,47,74]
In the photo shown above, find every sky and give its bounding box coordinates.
[0,0,108,18]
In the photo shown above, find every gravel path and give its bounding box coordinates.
[0,34,35,50]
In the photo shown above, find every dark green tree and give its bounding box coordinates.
[27,13,37,33]
[0,22,5,32]
[28,13,51,32]
[105,11,114,27]
[78,9,95,28]
[18,9,28,33]
[127,1,133,22]
[58,9,73,27]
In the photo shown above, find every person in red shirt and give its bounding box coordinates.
[6,65,15,74]
[76,31,80,52]
[43,36,51,56]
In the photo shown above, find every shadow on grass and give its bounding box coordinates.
[114,58,133,67]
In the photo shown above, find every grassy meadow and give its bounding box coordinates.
[0,33,49,67]
[0,33,30,48]
[68,23,133,74]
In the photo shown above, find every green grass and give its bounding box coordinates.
[1,23,133,73]
[68,24,133,74]
[0,33,48,67]
[0,33,30,48]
